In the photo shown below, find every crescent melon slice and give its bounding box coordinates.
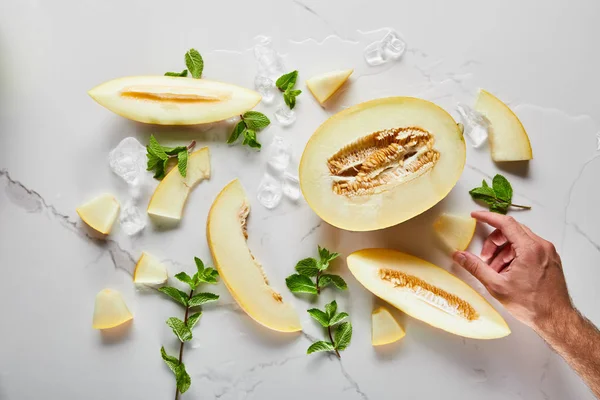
[347,248,510,339]
[372,306,406,346]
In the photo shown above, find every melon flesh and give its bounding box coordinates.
[475,89,532,162]
[300,97,466,231]
[88,76,262,125]
[76,194,120,235]
[347,249,510,339]
[147,147,210,221]
[207,180,301,333]
[372,306,405,346]
[133,252,168,285]
[306,69,353,104]
[92,289,133,329]
[433,213,476,251]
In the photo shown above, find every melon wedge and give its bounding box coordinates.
[347,249,510,339]
[474,89,532,162]
[133,252,168,285]
[93,289,133,329]
[299,97,466,231]
[306,69,353,104]
[76,194,120,235]
[207,180,301,332]
[372,306,405,346]
[88,76,262,125]
[147,147,210,221]
[433,213,476,251]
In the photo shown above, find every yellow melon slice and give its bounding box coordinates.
[92,289,133,329]
[133,252,168,285]
[347,249,510,339]
[207,180,301,333]
[88,76,262,125]
[306,69,353,104]
[76,194,120,235]
[299,97,465,231]
[433,213,477,251]
[372,306,405,346]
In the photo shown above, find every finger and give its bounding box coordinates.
[471,211,529,245]
[453,251,501,289]
[480,229,508,262]
[488,245,515,272]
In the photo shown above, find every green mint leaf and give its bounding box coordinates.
[196,268,219,285]
[188,292,219,307]
[194,257,205,273]
[165,70,188,77]
[307,308,330,327]
[324,300,337,319]
[318,274,333,289]
[322,274,347,290]
[490,201,510,214]
[334,321,352,351]
[148,135,169,160]
[242,129,261,149]
[469,186,497,203]
[283,86,296,110]
[242,111,271,131]
[174,272,195,290]
[329,312,349,326]
[158,287,189,307]
[307,341,335,354]
[482,179,490,188]
[295,258,319,277]
[166,317,193,342]
[492,174,513,202]
[290,89,302,97]
[186,312,202,330]
[185,49,204,79]
[160,347,191,393]
[160,347,180,373]
[164,145,188,156]
[177,150,188,177]
[276,70,298,91]
[227,121,246,144]
[285,274,317,294]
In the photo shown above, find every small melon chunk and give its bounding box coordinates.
[88,76,262,125]
[76,194,120,234]
[347,249,510,339]
[306,69,353,104]
[433,213,476,251]
[299,97,466,232]
[133,252,168,285]
[92,289,133,329]
[475,89,532,162]
[147,147,210,221]
[207,180,301,333]
[372,306,405,346]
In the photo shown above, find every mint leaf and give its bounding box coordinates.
[227,120,246,144]
[308,308,330,327]
[307,341,335,354]
[295,258,319,277]
[158,287,189,307]
[196,267,219,285]
[194,257,205,273]
[329,312,349,326]
[175,363,191,393]
[318,246,340,265]
[286,274,317,294]
[242,129,261,149]
[164,145,188,156]
[469,186,497,203]
[318,274,333,289]
[334,321,352,351]
[242,111,271,131]
[185,49,204,79]
[188,292,219,307]
[490,201,510,214]
[283,85,297,109]
[174,272,195,290]
[276,70,298,91]
[186,312,202,330]
[166,317,193,342]
[165,70,188,77]
[492,174,513,202]
[177,149,188,177]
[325,300,337,319]
[148,135,169,160]
[322,274,347,290]
[160,347,180,373]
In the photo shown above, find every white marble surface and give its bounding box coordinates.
[1,1,599,399]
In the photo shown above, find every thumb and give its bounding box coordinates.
[453,251,500,289]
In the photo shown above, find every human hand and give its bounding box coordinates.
[452,211,573,333]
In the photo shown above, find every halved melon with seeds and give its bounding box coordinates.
[88,76,262,125]
[207,180,301,333]
[347,249,510,339]
[299,97,465,231]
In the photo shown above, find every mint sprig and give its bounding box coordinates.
[146,135,196,180]
[306,300,352,357]
[158,257,219,396]
[165,70,188,77]
[164,48,204,78]
[276,70,302,110]
[469,174,531,214]
[227,111,271,149]
[286,246,346,295]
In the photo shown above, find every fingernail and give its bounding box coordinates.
[453,252,466,265]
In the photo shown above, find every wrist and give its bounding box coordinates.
[533,303,578,340]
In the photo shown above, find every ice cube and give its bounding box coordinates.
[254,36,285,79]
[267,136,292,172]
[364,41,386,66]
[381,31,406,61]
[108,137,147,186]
[456,103,490,148]
[274,107,296,126]
[119,200,147,235]
[255,75,277,105]
[257,174,283,209]
[282,171,301,201]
